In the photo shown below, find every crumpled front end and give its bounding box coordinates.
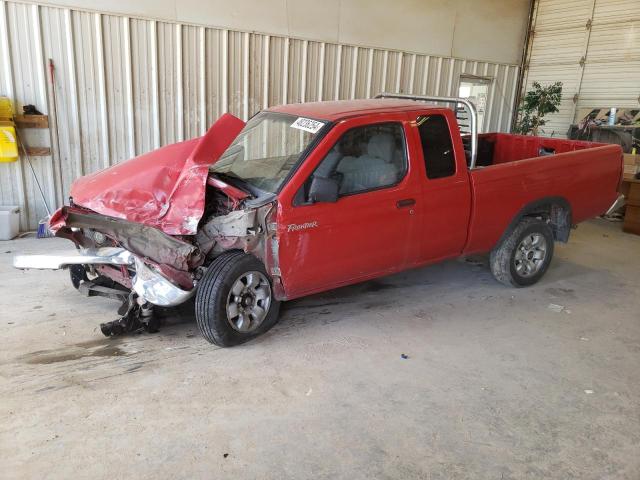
[32,184,279,298]
[49,206,203,279]
[16,204,204,312]
[14,189,279,336]
[14,206,204,336]
[12,109,284,337]
[67,113,245,236]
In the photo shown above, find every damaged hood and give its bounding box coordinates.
[69,113,245,235]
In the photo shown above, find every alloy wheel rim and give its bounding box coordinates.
[226,271,272,333]
[514,233,547,277]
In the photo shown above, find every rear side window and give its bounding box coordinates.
[417,115,456,179]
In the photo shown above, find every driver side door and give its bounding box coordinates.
[276,113,420,299]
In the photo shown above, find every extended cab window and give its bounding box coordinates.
[417,115,456,179]
[314,123,407,196]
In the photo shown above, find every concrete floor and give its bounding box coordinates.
[1,218,639,479]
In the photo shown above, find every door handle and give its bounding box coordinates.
[396,198,416,209]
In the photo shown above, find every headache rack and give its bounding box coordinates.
[375,93,479,169]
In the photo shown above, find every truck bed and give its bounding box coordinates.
[475,133,604,167]
[464,134,623,255]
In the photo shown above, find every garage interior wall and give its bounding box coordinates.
[0,0,524,230]
[523,0,640,137]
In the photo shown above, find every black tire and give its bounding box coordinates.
[195,251,281,347]
[69,264,89,290]
[490,218,554,287]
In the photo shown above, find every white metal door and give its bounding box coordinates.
[523,0,640,137]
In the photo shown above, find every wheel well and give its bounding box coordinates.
[203,249,245,267]
[501,197,572,246]
[525,203,571,242]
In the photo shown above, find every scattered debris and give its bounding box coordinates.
[400,353,409,359]
[547,303,571,313]
[223,453,229,458]
[545,287,576,298]
[548,303,564,312]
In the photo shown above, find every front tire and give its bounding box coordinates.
[195,251,281,347]
[490,218,554,287]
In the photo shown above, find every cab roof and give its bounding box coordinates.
[267,98,443,122]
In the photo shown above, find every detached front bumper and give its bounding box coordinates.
[13,248,194,307]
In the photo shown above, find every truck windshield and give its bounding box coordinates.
[211,112,327,194]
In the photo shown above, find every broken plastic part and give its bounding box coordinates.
[131,257,195,307]
[14,247,193,307]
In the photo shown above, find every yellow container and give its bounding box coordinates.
[0,97,14,121]
[0,123,18,162]
[0,98,17,162]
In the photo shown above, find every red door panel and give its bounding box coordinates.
[405,109,472,264]
[276,114,420,299]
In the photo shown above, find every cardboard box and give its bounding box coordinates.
[624,154,639,176]
[623,180,640,236]
[625,165,638,175]
[623,205,640,235]
[623,153,639,165]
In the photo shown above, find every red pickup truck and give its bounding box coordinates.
[14,94,623,347]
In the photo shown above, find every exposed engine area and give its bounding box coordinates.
[23,180,278,338]
[195,184,277,267]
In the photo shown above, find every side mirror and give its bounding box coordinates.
[309,175,339,203]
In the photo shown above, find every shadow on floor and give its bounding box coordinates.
[78,253,607,346]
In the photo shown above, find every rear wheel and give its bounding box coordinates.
[195,251,281,347]
[490,218,554,287]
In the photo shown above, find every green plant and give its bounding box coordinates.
[515,81,563,136]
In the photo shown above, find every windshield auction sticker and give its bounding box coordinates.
[290,117,324,134]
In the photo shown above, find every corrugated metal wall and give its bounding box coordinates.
[0,0,519,230]
[523,0,640,136]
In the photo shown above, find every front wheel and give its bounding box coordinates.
[490,218,554,287]
[195,251,281,347]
